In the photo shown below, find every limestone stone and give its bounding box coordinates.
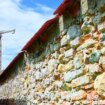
[74,54,83,69]
[101,47,105,54]
[89,50,101,63]
[86,63,102,75]
[20,78,25,83]
[64,48,74,58]
[99,56,105,70]
[48,59,59,73]
[83,49,90,63]
[70,37,80,48]
[98,21,105,32]
[35,71,42,80]
[64,60,74,71]
[64,69,84,82]
[44,78,53,86]
[54,43,60,51]
[43,91,55,101]
[59,47,65,54]
[41,68,48,78]
[35,62,43,69]
[77,39,97,51]
[80,0,88,14]
[71,75,92,87]
[61,35,69,46]
[61,29,67,36]
[62,57,71,64]
[100,33,105,45]
[51,52,59,59]
[60,83,71,91]
[54,81,63,88]
[81,83,94,90]
[35,83,44,92]
[62,101,72,105]
[60,91,68,100]
[67,25,81,40]
[58,64,65,73]
[71,90,87,101]
[58,54,64,63]
[94,72,105,97]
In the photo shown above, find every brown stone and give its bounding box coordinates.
[87,91,99,104]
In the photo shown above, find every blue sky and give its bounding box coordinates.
[21,0,63,10]
[0,0,63,70]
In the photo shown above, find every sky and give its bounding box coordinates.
[0,0,63,70]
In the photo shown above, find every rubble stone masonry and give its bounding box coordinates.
[0,0,105,105]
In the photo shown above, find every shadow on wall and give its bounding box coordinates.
[0,99,27,105]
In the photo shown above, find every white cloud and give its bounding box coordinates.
[0,0,54,70]
[35,3,54,12]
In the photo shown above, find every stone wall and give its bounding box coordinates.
[0,0,105,105]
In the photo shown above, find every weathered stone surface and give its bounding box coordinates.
[86,63,102,75]
[62,101,71,105]
[99,56,105,70]
[35,71,42,80]
[54,81,63,88]
[20,78,25,83]
[100,33,105,45]
[74,53,83,69]
[70,37,80,48]
[51,52,59,59]
[94,72,105,97]
[58,64,65,73]
[71,75,92,87]
[81,83,94,90]
[80,0,88,14]
[64,48,74,58]
[54,43,60,51]
[60,91,68,100]
[87,91,99,104]
[60,83,71,91]
[71,90,87,101]
[89,50,101,63]
[101,47,105,54]
[41,68,48,78]
[77,39,97,51]
[48,59,59,73]
[64,69,84,82]
[61,35,69,46]
[64,60,74,71]
[67,25,81,40]
[98,21,105,32]
[35,62,43,69]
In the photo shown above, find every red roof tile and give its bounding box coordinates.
[54,0,74,15]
